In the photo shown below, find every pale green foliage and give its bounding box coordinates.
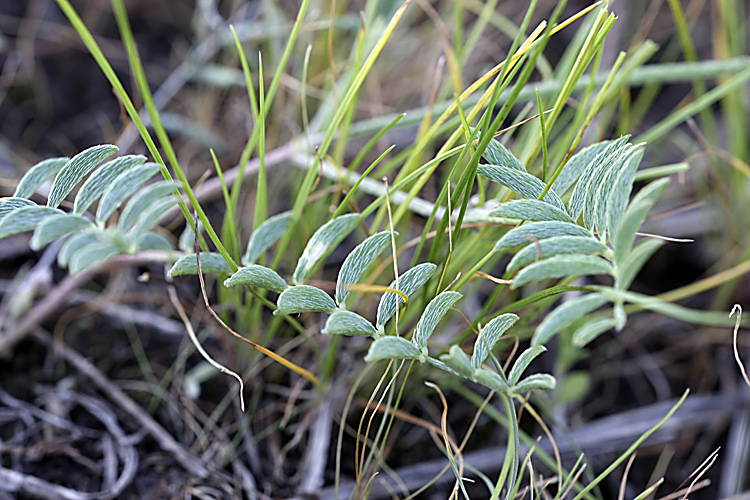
[0,197,37,219]
[169,253,234,277]
[551,141,611,195]
[532,293,609,346]
[439,345,475,377]
[507,235,609,272]
[31,214,94,250]
[412,291,462,350]
[293,213,360,285]
[75,155,146,215]
[96,162,162,224]
[508,346,546,386]
[47,145,118,208]
[573,318,619,346]
[471,313,519,370]
[275,285,337,315]
[127,198,176,247]
[365,336,423,362]
[376,262,437,327]
[33,0,735,495]
[478,164,566,211]
[69,242,119,274]
[494,221,592,252]
[568,136,630,219]
[0,206,63,239]
[58,231,101,268]
[13,157,68,199]
[613,178,670,261]
[512,373,557,393]
[139,232,173,251]
[616,239,665,290]
[491,199,574,223]
[118,181,180,231]
[1,145,180,273]
[322,310,377,337]
[335,230,393,307]
[512,254,614,289]
[242,211,292,265]
[480,135,674,345]
[224,264,288,293]
[481,135,526,171]
[473,368,510,393]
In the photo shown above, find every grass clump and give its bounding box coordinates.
[1,0,749,498]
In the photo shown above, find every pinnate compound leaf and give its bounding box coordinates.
[74,155,146,215]
[507,235,610,273]
[127,198,176,245]
[47,145,118,208]
[30,214,94,250]
[68,241,120,274]
[593,286,736,328]
[293,213,361,285]
[573,317,618,347]
[336,231,394,307]
[472,313,519,370]
[377,262,437,327]
[512,255,613,289]
[118,181,181,232]
[582,142,632,232]
[137,231,173,251]
[322,310,377,337]
[169,253,233,277]
[224,265,288,293]
[474,368,510,393]
[494,221,592,253]
[412,291,461,350]
[58,230,101,268]
[569,136,630,219]
[0,197,37,221]
[0,206,63,239]
[365,336,423,362]
[275,285,336,315]
[14,157,69,199]
[551,141,611,196]
[512,373,556,394]
[439,345,474,378]
[508,345,546,386]
[491,199,574,223]
[97,163,163,224]
[481,136,525,171]
[426,357,465,377]
[478,164,566,211]
[604,147,643,239]
[612,178,670,262]
[532,293,609,346]
[616,238,664,290]
[242,211,292,265]
[590,145,636,236]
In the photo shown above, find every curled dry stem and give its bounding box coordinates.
[730,304,750,389]
[191,213,321,390]
[425,381,467,499]
[167,285,245,412]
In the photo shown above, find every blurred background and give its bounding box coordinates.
[0,0,749,499]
